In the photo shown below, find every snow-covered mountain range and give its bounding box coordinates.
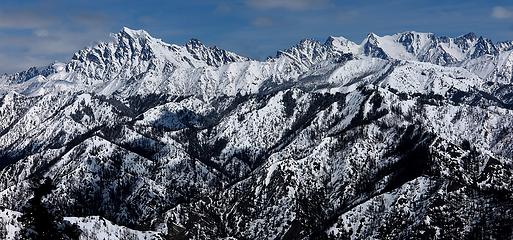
[0,27,513,239]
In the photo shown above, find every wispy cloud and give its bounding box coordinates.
[0,52,52,74]
[246,0,330,11]
[33,29,50,38]
[0,6,112,74]
[215,2,233,13]
[252,17,273,27]
[0,9,54,29]
[0,28,110,73]
[71,12,110,28]
[492,6,513,19]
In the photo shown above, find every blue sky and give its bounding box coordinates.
[1,0,513,73]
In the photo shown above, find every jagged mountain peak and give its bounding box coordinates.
[395,31,436,43]
[70,26,246,63]
[362,32,379,45]
[70,27,169,65]
[325,35,351,43]
[362,31,437,46]
[276,38,323,54]
[278,36,359,59]
[325,36,359,53]
[110,26,168,51]
[358,31,501,64]
[0,61,66,85]
[497,40,513,52]
[458,32,478,41]
[61,28,250,85]
[275,38,339,66]
[366,32,379,38]
[184,38,250,67]
[277,38,321,56]
[186,38,204,48]
[362,31,434,41]
[120,26,152,39]
[2,28,513,98]
[299,38,321,45]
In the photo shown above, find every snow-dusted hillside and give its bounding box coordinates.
[0,28,513,239]
[0,208,163,239]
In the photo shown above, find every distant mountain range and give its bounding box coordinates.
[0,27,512,239]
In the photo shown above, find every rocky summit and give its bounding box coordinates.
[0,28,513,239]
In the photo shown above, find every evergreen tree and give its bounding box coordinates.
[18,177,81,240]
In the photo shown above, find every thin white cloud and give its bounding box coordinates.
[252,17,273,27]
[492,6,513,19]
[0,28,110,74]
[33,29,50,37]
[215,3,233,13]
[0,10,54,29]
[0,7,113,73]
[247,0,330,11]
[72,12,110,28]
[0,52,51,74]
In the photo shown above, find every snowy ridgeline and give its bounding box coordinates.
[0,209,162,240]
[1,28,513,99]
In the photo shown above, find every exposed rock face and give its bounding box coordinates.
[0,28,513,239]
